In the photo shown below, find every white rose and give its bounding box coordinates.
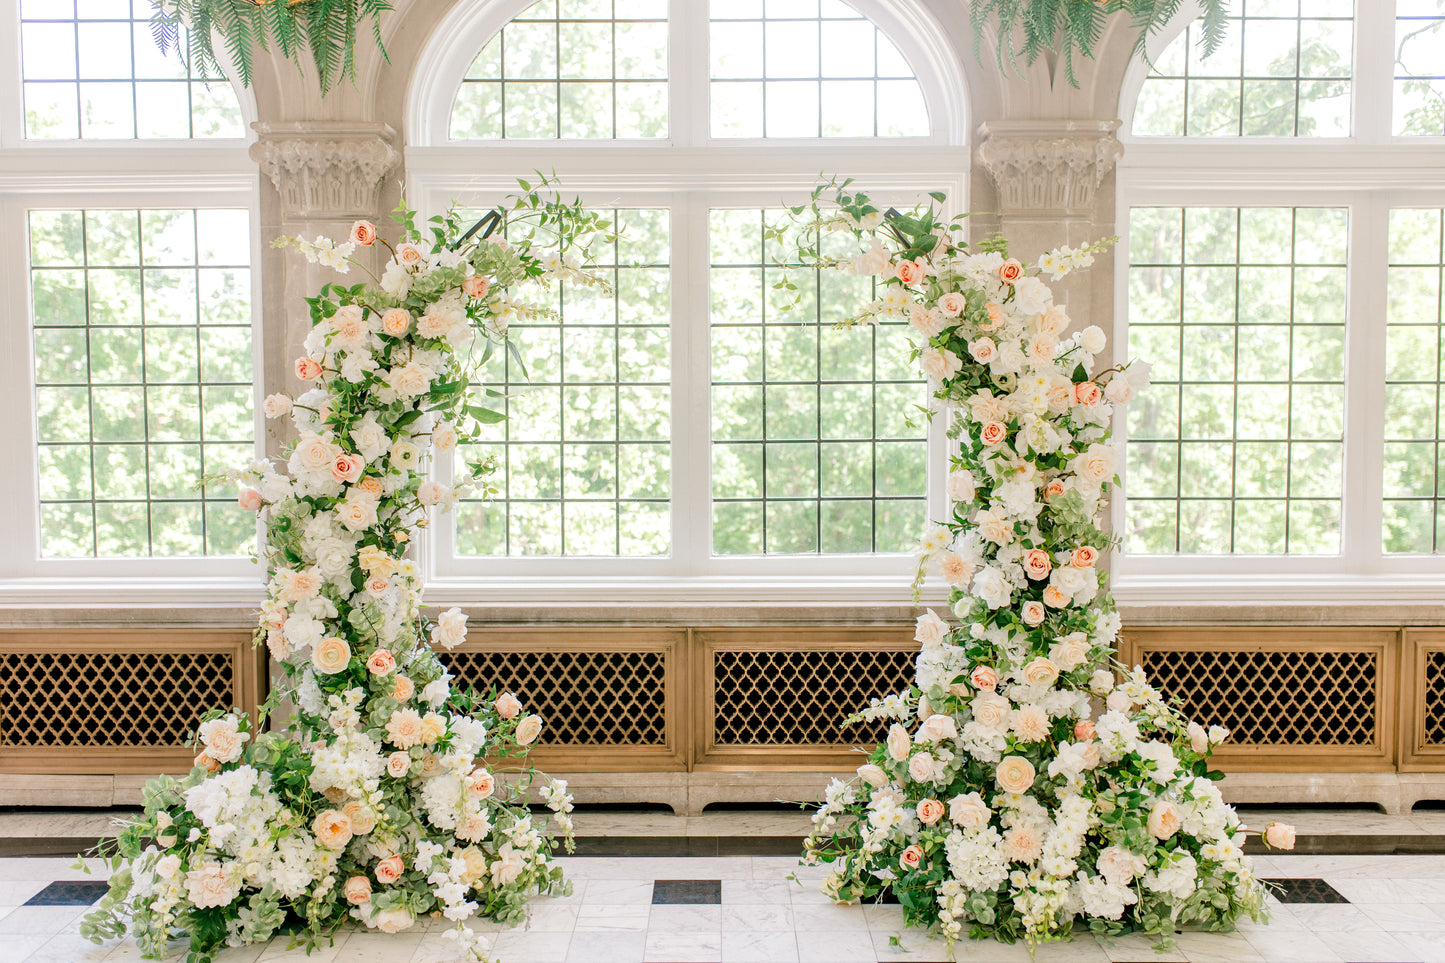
[429,607,468,649]
[262,393,293,419]
[913,610,950,649]
[1080,325,1107,355]
[947,470,976,503]
[313,538,354,581]
[351,416,390,463]
[908,751,936,782]
[1089,669,1115,695]
[856,764,887,788]
[432,422,458,451]
[293,433,339,473]
[886,723,910,761]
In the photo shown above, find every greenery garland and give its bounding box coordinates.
[149,0,1228,98]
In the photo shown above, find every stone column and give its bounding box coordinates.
[249,121,400,456]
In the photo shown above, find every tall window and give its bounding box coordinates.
[2,3,258,594]
[1118,0,1445,596]
[413,0,963,594]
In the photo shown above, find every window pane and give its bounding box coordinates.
[709,209,926,555]
[1384,207,1445,553]
[449,0,669,140]
[1125,206,1348,555]
[20,6,243,139]
[709,0,929,138]
[28,208,256,557]
[1134,0,1353,137]
[1395,2,1445,135]
[455,209,672,557]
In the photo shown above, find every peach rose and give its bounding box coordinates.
[899,844,925,871]
[1264,822,1296,850]
[392,674,414,701]
[1074,381,1102,407]
[895,259,925,285]
[386,751,411,778]
[916,714,958,743]
[1071,545,1098,568]
[1074,719,1096,741]
[996,755,1036,793]
[1022,657,1059,687]
[1148,800,1182,840]
[968,338,997,364]
[887,723,911,761]
[1076,443,1117,484]
[1021,600,1046,626]
[495,693,522,719]
[194,751,220,773]
[312,637,351,675]
[313,810,353,850]
[998,259,1023,284]
[295,357,322,381]
[937,291,966,317]
[375,854,404,884]
[917,798,945,825]
[971,692,1010,729]
[396,242,424,266]
[982,301,1004,329]
[199,717,247,763]
[381,308,411,337]
[342,801,376,835]
[515,714,543,746]
[1042,584,1071,608]
[970,665,998,691]
[469,768,496,799]
[343,875,372,905]
[366,649,397,676]
[939,551,973,588]
[1045,479,1066,499]
[1023,549,1052,580]
[980,421,1007,446]
[349,220,377,247]
[185,862,237,909]
[949,791,989,829]
[462,275,491,299]
[331,453,364,484]
[365,574,391,598]
[237,489,263,512]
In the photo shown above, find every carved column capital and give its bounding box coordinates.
[250,122,400,221]
[975,120,1124,217]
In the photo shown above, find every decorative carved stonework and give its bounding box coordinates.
[975,120,1123,216]
[250,122,400,221]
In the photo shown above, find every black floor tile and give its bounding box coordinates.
[1261,877,1350,903]
[24,880,111,906]
[652,879,722,904]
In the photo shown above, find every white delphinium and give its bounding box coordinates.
[858,692,912,722]
[1093,710,1141,763]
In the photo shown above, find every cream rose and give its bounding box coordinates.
[917,798,945,825]
[495,692,523,719]
[996,756,1036,793]
[432,422,458,452]
[1080,325,1107,354]
[949,791,990,829]
[937,291,966,317]
[1021,657,1059,687]
[909,304,945,339]
[1188,721,1210,754]
[1147,800,1182,840]
[886,722,910,761]
[262,393,293,419]
[1089,669,1115,695]
[515,714,543,746]
[343,875,372,905]
[856,763,887,788]
[947,469,976,502]
[1076,443,1117,484]
[293,434,340,473]
[1021,600,1046,626]
[185,862,238,909]
[916,714,958,744]
[386,751,411,778]
[971,691,1010,730]
[372,906,414,934]
[914,609,949,648]
[312,637,351,675]
[396,242,424,266]
[198,717,248,764]
[968,338,998,364]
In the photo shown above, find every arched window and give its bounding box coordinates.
[1115,0,1445,602]
[0,4,262,601]
[409,0,966,600]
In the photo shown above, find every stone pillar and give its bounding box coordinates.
[249,121,400,455]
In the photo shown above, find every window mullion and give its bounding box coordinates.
[1344,193,1389,572]
[1353,0,1397,144]
[669,0,706,148]
[671,192,710,575]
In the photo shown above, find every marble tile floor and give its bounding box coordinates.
[4,854,1445,963]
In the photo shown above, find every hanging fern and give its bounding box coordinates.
[150,0,391,96]
[970,0,1231,87]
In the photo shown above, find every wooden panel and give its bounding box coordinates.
[693,626,916,771]
[1118,626,1399,772]
[439,628,688,772]
[0,629,263,774]
[1401,629,1445,771]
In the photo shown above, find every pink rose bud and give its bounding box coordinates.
[237,489,263,512]
[1265,822,1296,850]
[295,357,322,381]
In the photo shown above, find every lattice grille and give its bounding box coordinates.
[713,648,915,745]
[440,650,667,746]
[1139,648,1376,746]
[0,651,233,748]
[1425,650,1445,746]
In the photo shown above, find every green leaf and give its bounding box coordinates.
[466,405,507,424]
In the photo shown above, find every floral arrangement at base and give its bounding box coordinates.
[79,180,612,963]
[782,180,1294,949]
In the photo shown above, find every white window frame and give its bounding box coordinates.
[407,0,969,604]
[1113,0,1445,605]
[0,4,264,606]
